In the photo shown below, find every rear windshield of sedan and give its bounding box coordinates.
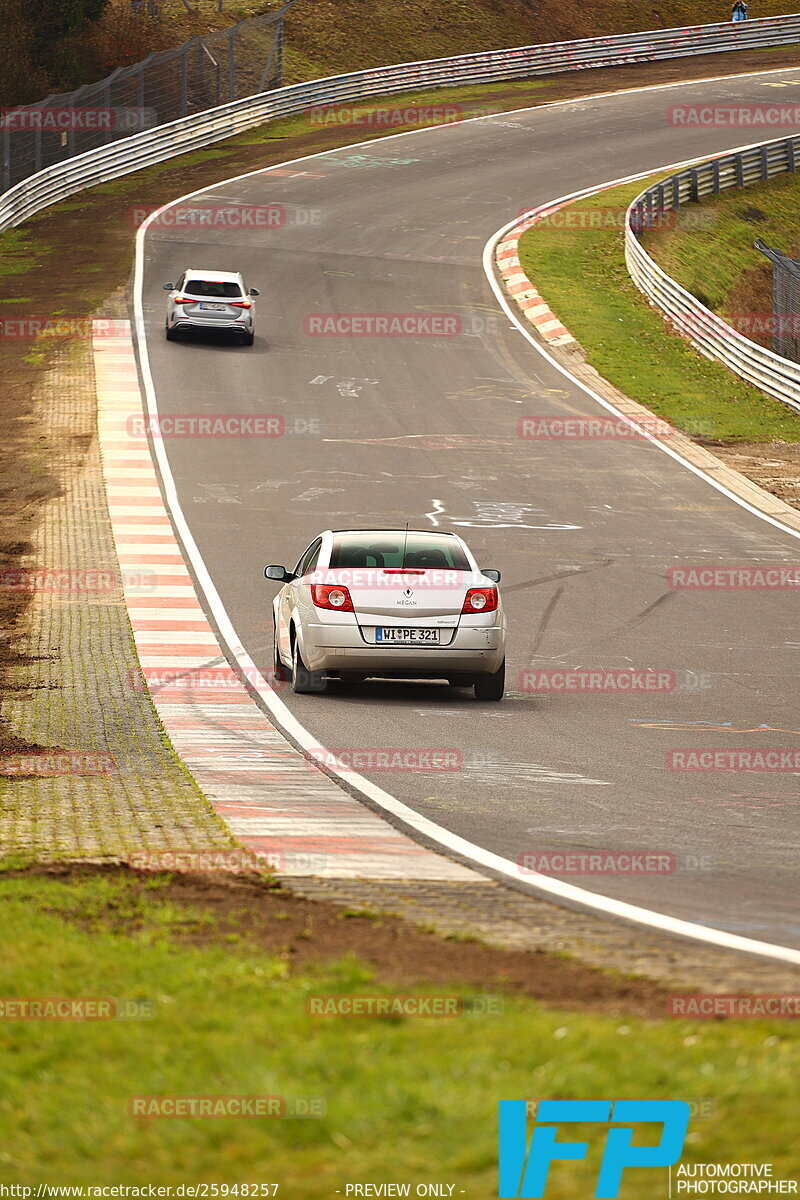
[183,280,243,298]
[329,534,470,570]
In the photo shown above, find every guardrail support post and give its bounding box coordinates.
[2,130,10,192]
[712,159,720,195]
[180,47,188,116]
[735,153,745,186]
[672,176,680,210]
[760,145,769,181]
[789,139,797,173]
[228,30,236,102]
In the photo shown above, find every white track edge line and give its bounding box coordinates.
[132,71,800,965]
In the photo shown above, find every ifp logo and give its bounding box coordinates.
[498,1100,690,1197]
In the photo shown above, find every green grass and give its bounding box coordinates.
[517,176,800,443]
[641,170,800,315]
[0,229,49,279]
[0,869,797,1188]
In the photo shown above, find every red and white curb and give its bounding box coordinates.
[94,319,479,883]
[496,208,576,347]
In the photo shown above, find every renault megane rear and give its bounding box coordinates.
[265,529,506,700]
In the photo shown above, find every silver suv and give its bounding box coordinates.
[164,269,259,345]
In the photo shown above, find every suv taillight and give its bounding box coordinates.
[311,584,354,612]
[462,587,498,614]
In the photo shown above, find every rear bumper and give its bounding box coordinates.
[302,621,505,675]
[170,314,253,333]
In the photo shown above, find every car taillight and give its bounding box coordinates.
[311,584,354,612]
[229,299,252,308]
[462,587,498,614]
[173,295,192,304]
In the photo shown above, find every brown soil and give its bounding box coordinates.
[2,46,799,751]
[18,862,672,1018]
[712,439,800,504]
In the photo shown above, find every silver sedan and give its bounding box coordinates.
[163,268,259,345]
[265,529,506,701]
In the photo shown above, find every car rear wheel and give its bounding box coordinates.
[165,322,178,342]
[241,330,255,346]
[292,636,326,694]
[474,659,505,702]
[272,629,289,684]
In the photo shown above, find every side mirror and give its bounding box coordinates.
[481,568,501,583]
[163,282,174,291]
[265,564,294,582]
[249,288,260,297]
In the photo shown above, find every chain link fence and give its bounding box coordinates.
[1,2,296,191]
[754,238,800,364]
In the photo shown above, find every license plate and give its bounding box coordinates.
[376,627,440,644]
[198,302,226,311]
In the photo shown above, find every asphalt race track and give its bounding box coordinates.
[138,67,800,948]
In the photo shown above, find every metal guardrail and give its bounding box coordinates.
[626,135,800,414]
[3,13,800,233]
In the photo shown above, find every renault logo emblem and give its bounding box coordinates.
[403,588,414,598]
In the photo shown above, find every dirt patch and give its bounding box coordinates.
[16,862,673,1018]
[712,439,800,506]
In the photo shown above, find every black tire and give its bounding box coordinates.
[292,636,326,694]
[165,323,178,342]
[474,659,505,702]
[241,330,255,346]
[272,628,289,684]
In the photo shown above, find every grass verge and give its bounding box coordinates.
[641,169,800,350]
[517,176,800,443]
[0,867,797,1187]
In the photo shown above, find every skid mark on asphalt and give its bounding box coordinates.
[461,758,611,787]
[501,559,615,595]
[426,498,581,530]
[529,585,565,657]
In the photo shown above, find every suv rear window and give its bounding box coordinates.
[330,534,470,570]
[183,280,243,298]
